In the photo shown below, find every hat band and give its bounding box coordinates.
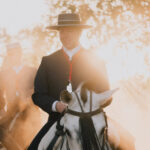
[58,20,80,25]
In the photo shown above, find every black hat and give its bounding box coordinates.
[47,13,92,30]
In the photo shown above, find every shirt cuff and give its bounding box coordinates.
[52,101,59,112]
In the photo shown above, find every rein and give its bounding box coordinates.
[66,108,102,117]
[47,112,70,150]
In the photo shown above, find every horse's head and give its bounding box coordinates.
[38,84,119,150]
[58,84,118,149]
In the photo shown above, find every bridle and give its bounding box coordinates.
[47,90,109,150]
[67,91,103,116]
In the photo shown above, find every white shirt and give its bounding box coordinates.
[52,45,80,112]
[63,45,80,61]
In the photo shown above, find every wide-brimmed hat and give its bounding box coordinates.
[47,13,92,30]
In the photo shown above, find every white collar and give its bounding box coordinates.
[63,45,80,60]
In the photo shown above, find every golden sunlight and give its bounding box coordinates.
[80,12,150,150]
[0,1,150,149]
[0,0,47,35]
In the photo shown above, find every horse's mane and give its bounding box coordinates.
[79,116,102,150]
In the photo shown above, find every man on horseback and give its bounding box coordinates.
[28,13,111,150]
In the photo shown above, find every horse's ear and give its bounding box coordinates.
[80,86,88,104]
[101,97,112,107]
[60,90,72,103]
[76,82,85,93]
[93,88,119,107]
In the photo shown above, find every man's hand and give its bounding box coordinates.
[56,101,68,113]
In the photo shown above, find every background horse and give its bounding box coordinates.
[0,66,43,150]
[38,84,133,150]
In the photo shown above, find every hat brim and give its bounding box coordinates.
[46,24,92,30]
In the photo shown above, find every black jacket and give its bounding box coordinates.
[32,48,110,123]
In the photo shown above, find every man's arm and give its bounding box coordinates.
[32,57,55,114]
[96,58,112,106]
[32,57,68,114]
[84,52,110,93]
[96,58,110,92]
